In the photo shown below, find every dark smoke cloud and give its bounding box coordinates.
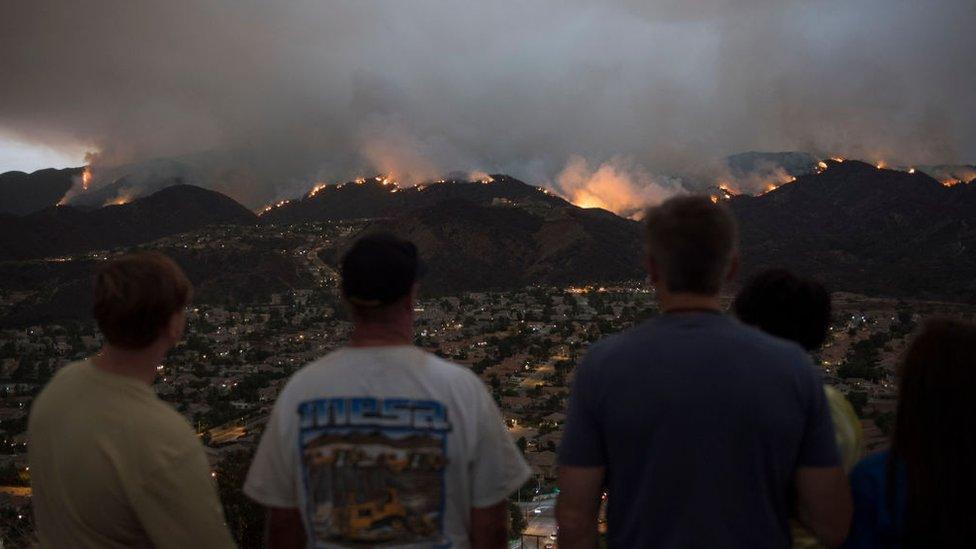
[1,0,973,208]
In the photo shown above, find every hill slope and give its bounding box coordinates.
[0,167,81,215]
[260,174,570,224]
[732,160,976,301]
[338,198,643,294]
[0,184,258,260]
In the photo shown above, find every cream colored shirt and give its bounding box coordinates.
[28,360,236,548]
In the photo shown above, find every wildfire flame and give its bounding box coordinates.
[762,183,778,194]
[104,196,131,206]
[830,156,845,163]
[817,161,828,170]
[81,167,92,190]
[908,168,915,174]
[307,182,328,197]
[260,199,291,214]
[876,161,885,169]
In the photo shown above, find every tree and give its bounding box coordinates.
[847,391,868,417]
[874,411,896,436]
[837,339,883,381]
[508,500,526,540]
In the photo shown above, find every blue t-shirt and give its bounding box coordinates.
[559,312,839,548]
[844,450,906,549]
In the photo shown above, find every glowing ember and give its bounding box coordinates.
[570,190,611,210]
[260,199,291,213]
[710,195,719,204]
[81,167,92,190]
[104,196,131,206]
[307,182,328,197]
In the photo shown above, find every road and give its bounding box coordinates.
[514,499,558,548]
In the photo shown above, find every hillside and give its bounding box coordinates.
[0,184,258,260]
[732,160,976,302]
[0,167,81,215]
[260,174,570,224]
[335,198,643,295]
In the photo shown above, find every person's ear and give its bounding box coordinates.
[726,252,740,283]
[166,310,186,345]
[407,283,420,312]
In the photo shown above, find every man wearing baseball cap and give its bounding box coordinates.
[245,233,531,548]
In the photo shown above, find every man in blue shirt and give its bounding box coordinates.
[556,196,852,548]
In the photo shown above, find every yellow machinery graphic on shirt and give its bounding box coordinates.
[298,397,452,547]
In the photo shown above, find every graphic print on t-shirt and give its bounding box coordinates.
[298,397,452,547]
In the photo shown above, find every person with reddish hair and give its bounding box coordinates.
[28,252,235,548]
[845,319,976,548]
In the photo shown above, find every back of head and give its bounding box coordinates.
[733,269,831,351]
[893,318,976,546]
[93,252,192,349]
[644,195,738,295]
[341,232,422,323]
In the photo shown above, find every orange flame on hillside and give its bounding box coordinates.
[260,199,291,214]
[57,166,94,206]
[307,182,328,197]
[104,195,131,206]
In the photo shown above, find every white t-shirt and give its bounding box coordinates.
[244,345,532,548]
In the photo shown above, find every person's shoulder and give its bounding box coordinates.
[726,318,816,371]
[851,450,889,482]
[584,320,652,358]
[850,450,890,499]
[30,361,89,414]
[422,350,485,388]
[140,396,199,441]
[276,348,348,399]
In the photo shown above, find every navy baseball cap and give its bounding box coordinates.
[340,233,424,307]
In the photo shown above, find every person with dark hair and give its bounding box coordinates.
[245,233,530,548]
[28,252,235,548]
[734,269,863,471]
[556,196,852,548]
[844,319,976,548]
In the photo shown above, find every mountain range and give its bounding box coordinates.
[2,160,976,306]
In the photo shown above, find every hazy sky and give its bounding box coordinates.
[1,0,973,205]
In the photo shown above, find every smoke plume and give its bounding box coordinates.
[1,0,973,210]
